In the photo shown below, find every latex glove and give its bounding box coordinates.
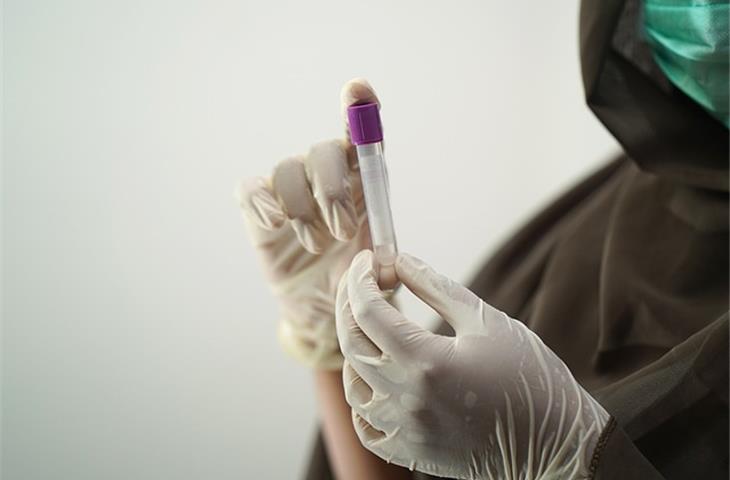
[336,250,610,479]
[236,79,380,369]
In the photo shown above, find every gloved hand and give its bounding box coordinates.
[336,250,610,479]
[236,79,380,369]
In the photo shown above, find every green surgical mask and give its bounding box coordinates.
[644,0,729,127]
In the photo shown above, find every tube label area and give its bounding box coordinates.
[358,152,397,265]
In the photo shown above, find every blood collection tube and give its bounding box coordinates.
[347,103,399,290]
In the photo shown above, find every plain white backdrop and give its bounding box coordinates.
[2,1,618,478]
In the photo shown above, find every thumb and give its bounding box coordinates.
[395,252,506,336]
[340,78,381,167]
[340,77,380,121]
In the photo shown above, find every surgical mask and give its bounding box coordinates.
[644,0,729,127]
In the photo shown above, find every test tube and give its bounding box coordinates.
[347,103,399,290]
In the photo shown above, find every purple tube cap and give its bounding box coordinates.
[347,103,383,145]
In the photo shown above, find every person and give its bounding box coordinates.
[237,0,729,477]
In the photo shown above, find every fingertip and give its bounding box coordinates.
[237,176,285,230]
[354,248,374,262]
[347,249,383,320]
[395,252,427,281]
[324,196,358,242]
[304,139,359,240]
[340,78,380,115]
[350,249,376,277]
[235,177,261,207]
[394,252,413,269]
[291,220,328,254]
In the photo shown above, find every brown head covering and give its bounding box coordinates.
[580,0,728,191]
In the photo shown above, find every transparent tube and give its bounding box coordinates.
[356,142,398,290]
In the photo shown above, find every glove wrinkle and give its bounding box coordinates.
[337,251,610,479]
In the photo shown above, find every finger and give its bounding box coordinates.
[395,252,508,336]
[340,78,381,169]
[337,271,410,394]
[340,77,380,122]
[271,156,331,254]
[342,359,374,408]
[235,176,285,231]
[336,270,381,359]
[347,250,444,361]
[304,140,359,241]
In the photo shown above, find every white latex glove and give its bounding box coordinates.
[336,250,610,479]
[236,79,380,369]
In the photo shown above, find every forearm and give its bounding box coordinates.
[314,370,411,480]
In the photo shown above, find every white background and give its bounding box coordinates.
[1,1,618,478]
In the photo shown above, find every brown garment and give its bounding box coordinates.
[304,0,729,477]
[459,158,728,479]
